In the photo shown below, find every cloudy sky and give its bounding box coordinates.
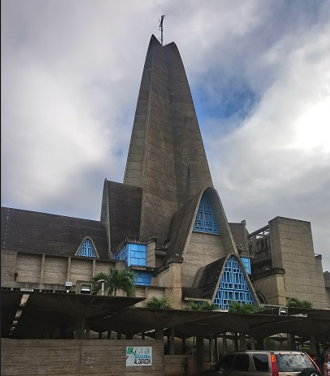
[2,0,330,272]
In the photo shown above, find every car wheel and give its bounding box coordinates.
[300,368,322,376]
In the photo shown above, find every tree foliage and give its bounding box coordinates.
[145,297,172,309]
[189,302,217,311]
[228,301,259,314]
[287,297,312,309]
[91,268,136,297]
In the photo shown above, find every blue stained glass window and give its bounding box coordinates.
[135,271,153,286]
[114,243,146,267]
[213,255,256,310]
[76,239,97,258]
[193,194,219,234]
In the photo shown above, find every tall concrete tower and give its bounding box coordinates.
[123,35,213,245]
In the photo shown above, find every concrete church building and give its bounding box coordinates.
[1,34,328,322]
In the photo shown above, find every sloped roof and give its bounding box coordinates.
[164,187,238,265]
[183,254,260,305]
[1,207,109,259]
[164,191,202,262]
[182,258,226,300]
[104,180,142,251]
[195,258,227,299]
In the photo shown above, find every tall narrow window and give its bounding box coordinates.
[76,238,97,258]
[193,194,219,234]
[213,255,256,310]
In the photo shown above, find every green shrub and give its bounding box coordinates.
[146,297,172,309]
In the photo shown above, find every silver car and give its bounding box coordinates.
[201,350,321,376]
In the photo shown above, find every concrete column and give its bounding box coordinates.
[155,328,164,341]
[223,332,228,354]
[256,338,264,350]
[309,334,316,355]
[107,330,111,339]
[214,335,219,361]
[234,333,239,351]
[169,329,175,355]
[250,336,256,350]
[182,338,186,354]
[196,336,204,376]
[66,257,71,282]
[239,332,247,350]
[209,336,213,363]
[98,331,103,339]
[85,326,90,339]
[75,318,85,339]
[288,334,296,350]
[40,254,45,284]
[92,258,96,277]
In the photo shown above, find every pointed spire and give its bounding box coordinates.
[124,36,213,244]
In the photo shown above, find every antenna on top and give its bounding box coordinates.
[159,15,165,45]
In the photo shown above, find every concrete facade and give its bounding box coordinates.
[249,217,328,308]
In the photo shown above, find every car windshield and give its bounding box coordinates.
[275,353,314,372]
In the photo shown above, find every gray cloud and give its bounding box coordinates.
[1,0,330,271]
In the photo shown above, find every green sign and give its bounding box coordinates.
[126,346,152,366]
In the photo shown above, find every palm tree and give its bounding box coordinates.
[228,301,259,313]
[91,268,136,297]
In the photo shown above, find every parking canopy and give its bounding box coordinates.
[2,290,330,340]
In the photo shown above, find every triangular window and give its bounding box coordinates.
[76,238,97,258]
[193,194,219,234]
[213,255,256,310]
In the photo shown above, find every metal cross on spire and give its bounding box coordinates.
[159,15,165,45]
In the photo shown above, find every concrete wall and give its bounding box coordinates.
[155,263,183,309]
[1,251,124,291]
[1,250,171,306]
[164,355,197,376]
[1,339,165,376]
[269,217,328,308]
[252,273,286,305]
[181,232,225,287]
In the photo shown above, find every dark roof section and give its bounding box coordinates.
[164,191,202,263]
[194,258,226,299]
[1,207,109,259]
[182,258,226,300]
[104,180,142,251]
[182,287,204,299]
[164,187,238,265]
[184,254,260,304]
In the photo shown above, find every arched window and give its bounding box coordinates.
[193,194,219,234]
[213,255,256,310]
[76,238,97,258]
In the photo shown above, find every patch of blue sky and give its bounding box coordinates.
[192,77,259,135]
